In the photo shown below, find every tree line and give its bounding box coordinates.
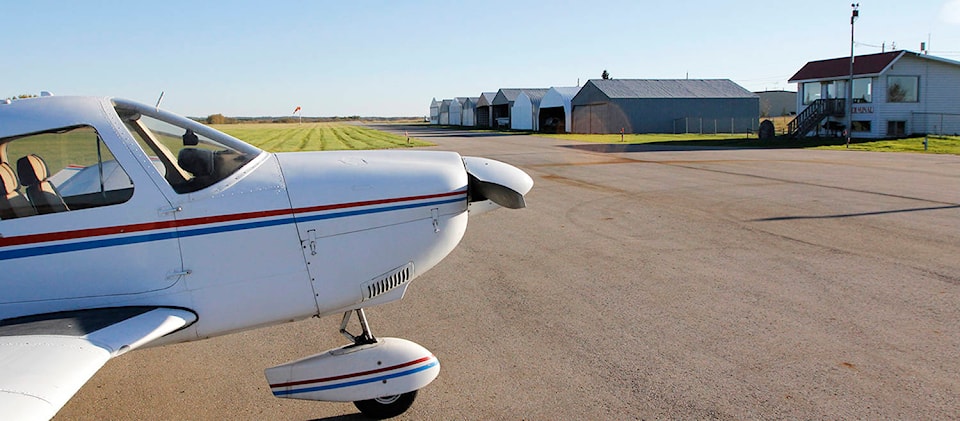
[200,114,416,124]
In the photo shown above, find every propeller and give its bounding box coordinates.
[462,157,533,210]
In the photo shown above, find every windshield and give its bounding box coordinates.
[113,99,262,194]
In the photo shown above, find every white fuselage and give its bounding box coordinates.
[0,97,470,345]
[0,96,534,419]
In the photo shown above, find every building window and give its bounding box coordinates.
[802,82,820,105]
[887,76,919,102]
[887,121,906,136]
[825,80,845,99]
[853,78,872,103]
[851,121,871,132]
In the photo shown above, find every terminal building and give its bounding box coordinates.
[787,50,960,138]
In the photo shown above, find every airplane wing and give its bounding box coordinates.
[0,306,196,421]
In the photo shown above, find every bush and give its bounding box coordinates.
[206,113,236,124]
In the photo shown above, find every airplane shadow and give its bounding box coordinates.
[448,132,516,138]
[560,136,859,153]
[561,143,725,153]
[307,414,367,421]
[752,204,960,222]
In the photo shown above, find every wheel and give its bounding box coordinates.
[353,390,417,419]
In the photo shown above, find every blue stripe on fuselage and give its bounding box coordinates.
[0,196,465,261]
[272,360,438,396]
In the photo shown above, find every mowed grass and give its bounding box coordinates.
[814,135,960,154]
[541,132,960,155]
[211,122,433,152]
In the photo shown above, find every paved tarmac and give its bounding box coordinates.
[59,127,960,420]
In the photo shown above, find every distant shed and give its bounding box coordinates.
[461,97,479,127]
[511,89,548,131]
[429,98,440,124]
[475,92,496,128]
[439,99,452,125]
[492,88,548,129]
[491,89,522,129]
[539,86,580,133]
[571,79,759,134]
[449,98,463,126]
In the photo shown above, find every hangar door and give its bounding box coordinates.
[477,107,490,128]
[573,104,606,134]
[539,107,566,133]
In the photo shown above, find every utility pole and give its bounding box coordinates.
[847,3,859,148]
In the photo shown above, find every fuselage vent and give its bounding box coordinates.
[362,263,414,301]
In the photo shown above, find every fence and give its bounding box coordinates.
[910,112,960,136]
[672,117,758,135]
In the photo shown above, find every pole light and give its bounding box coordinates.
[847,3,859,148]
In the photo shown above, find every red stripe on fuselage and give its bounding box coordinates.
[0,190,466,248]
[269,355,435,389]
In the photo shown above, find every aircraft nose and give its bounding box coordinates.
[462,157,533,209]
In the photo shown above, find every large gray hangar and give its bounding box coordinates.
[571,79,759,134]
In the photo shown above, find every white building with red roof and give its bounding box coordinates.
[788,50,960,138]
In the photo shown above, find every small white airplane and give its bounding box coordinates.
[0,94,532,420]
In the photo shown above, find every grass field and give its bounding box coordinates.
[209,120,960,156]
[814,135,960,154]
[540,132,960,155]
[211,122,433,152]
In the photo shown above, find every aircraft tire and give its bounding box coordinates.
[353,390,417,419]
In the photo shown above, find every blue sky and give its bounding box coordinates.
[5,1,959,117]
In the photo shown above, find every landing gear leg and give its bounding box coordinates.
[339,309,419,418]
[340,308,377,346]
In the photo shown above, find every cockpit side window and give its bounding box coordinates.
[117,108,257,194]
[0,126,134,220]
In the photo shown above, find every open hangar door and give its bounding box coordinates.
[539,107,566,133]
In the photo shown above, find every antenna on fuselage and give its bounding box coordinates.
[155,91,165,111]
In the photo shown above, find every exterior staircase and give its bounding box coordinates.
[787,99,846,138]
